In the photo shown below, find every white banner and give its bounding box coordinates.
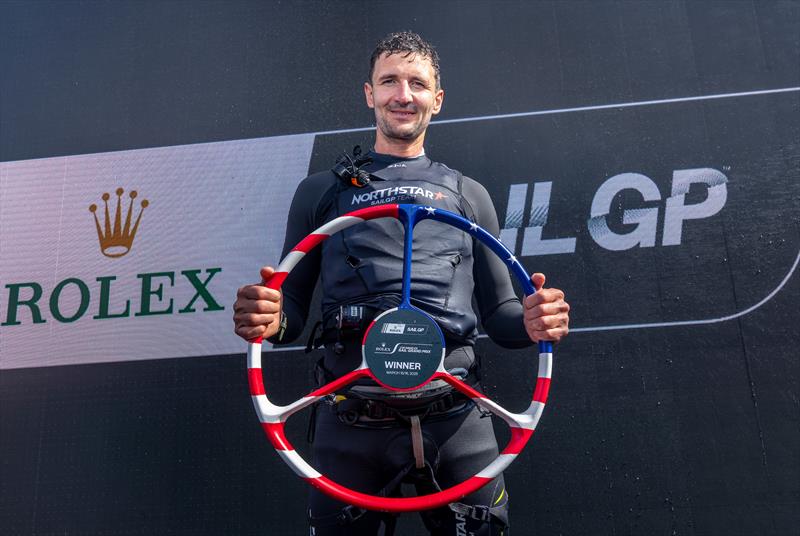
[0,134,315,369]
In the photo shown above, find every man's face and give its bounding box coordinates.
[364,52,444,148]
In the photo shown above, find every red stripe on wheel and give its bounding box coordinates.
[532,377,551,403]
[293,233,329,254]
[433,372,485,400]
[503,427,534,455]
[262,422,293,451]
[307,368,371,398]
[265,271,289,290]
[248,368,265,396]
[348,204,399,220]
[308,474,490,513]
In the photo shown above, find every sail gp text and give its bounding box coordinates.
[500,168,729,256]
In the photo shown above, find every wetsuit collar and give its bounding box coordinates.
[367,149,428,164]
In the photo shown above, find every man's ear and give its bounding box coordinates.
[432,88,444,115]
[364,82,375,109]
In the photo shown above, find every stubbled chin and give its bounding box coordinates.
[377,116,424,140]
[384,127,418,141]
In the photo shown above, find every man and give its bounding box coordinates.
[234,31,569,535]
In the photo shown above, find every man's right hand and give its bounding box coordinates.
[233,266,283,342]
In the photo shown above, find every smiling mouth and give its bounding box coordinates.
[389,109,416,117]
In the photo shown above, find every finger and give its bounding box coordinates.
[234,297,282,314]
[526,301,570,320]
[524,289,566,310]
[251,299,281,314]
[540,287,565,302]
[530,272,546,291]
[526,311,569,331]
[237,285,281,302]
[233,299,281,317]
[526,313,570,338]
[233,312,278,328]
[235,324,267,341]
[260,265,277,285]
[530,327,569,343]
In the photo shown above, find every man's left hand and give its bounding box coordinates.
[523,273,570,343]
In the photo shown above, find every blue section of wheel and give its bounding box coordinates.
[396,204,552,356]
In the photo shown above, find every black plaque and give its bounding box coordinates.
[362,308,445,390]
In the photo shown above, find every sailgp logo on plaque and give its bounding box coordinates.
[381,323,406,334]
[88,188,149,258]
[380,323,430,336]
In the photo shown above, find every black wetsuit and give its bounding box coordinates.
[272,151,532,535]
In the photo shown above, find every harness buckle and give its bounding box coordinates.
[470,505,491,522]
[364,399,389,420]
[429,392,455,414]
[336,399,364,425]
[337,505,366,525]
[337,304,366,331]
[449,502,491,522]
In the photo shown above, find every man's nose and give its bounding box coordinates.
[393,81,413,104]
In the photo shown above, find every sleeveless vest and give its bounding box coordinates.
[319,152,478,343]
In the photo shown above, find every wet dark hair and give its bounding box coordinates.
[368,31,441,90]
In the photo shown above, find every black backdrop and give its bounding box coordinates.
[1,1,798,535]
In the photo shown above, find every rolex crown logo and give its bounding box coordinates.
[89,188,149,258]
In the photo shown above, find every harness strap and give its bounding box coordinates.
[305,320,324,353]
[409,415,425,469]
[448,501,510,528]
[309,461,509,533]
[331,391,471,426]
[308,462,423,534]
[308,504,367,527]
[308,505,399,535]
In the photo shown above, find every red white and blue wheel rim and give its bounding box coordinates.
[247,203,553,513]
